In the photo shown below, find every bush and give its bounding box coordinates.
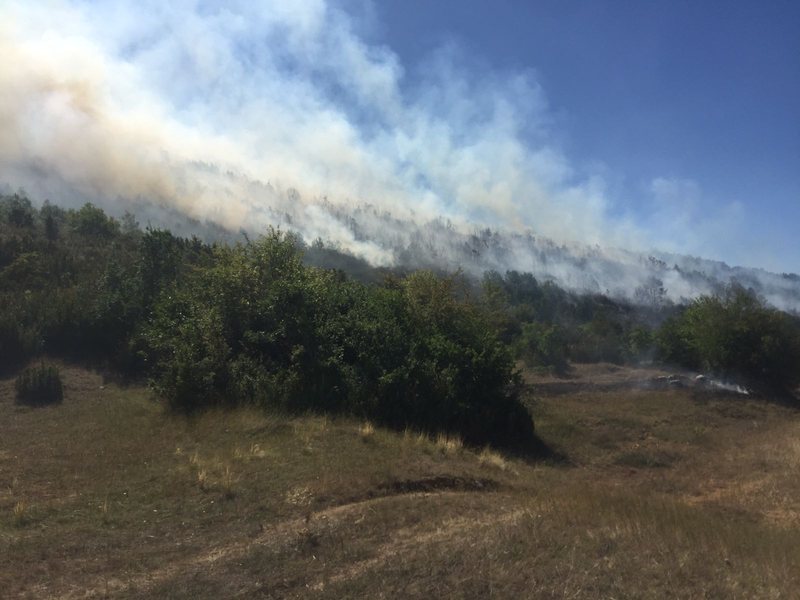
[569,316,626,364]
[515,322,568,374]
[140,239,539,450]
[377,271,535,449]
[656,285,800,391]
[15,363,64,406]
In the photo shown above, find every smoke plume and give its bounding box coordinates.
[1,0,798,310]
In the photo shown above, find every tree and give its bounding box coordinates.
[515,322,568,373]
[657,285,800,390]
[634,277,668,308]
[70,203,119,238]
[3,194,35,228]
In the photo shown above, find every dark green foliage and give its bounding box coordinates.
[0,195,220,374]
[656,285,800,390]
[570,312,627,364]
[379,272,533,447]
[15,363,64,406]
[515,322,568,373]
[482,270,661,367]
[655,313,699,368]
[70,203,120,238]
[2,194,35,228]
[140,233,535,448]
[626,326,656,364]
[0,317,41,373]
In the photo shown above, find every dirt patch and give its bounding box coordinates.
[376,476,500,495]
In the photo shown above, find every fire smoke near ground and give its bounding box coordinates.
[1,1,798,311]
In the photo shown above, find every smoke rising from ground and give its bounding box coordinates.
[2,0,798,310]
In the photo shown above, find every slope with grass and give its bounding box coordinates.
[2,363,800,598]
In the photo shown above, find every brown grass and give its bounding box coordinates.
[1,361,799,598]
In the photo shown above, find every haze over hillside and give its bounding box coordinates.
[2,1,797,308]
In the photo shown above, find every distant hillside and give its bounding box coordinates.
[105,193,800,313]
[144,194,800,313]
[5,178,798,312]
[288,202,800,313]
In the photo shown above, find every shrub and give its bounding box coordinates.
[15,363,64,406]
[656,285,800,391]
[141,243,539,450]
[569,319,626,364]
[515,322,568,373]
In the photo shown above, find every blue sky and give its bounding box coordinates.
[375,0,800,272]
[1,0,798,273]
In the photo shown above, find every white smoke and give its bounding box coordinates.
[1,0,798,311]
[0,1,643,252]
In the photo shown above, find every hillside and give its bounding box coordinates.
[250,200,800,313]
[3,363,799,598]
[3,3,798,597]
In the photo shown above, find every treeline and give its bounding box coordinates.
[480,270,667,372]
[2,193,798,446]
[0,194,534,449]
[658,288,800,391]
[481,269,800,391]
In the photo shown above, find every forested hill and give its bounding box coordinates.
[122,192,800,313]
[7,179,798,314]
[215,196,800,313]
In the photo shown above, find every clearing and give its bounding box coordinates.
[2,363,799,598]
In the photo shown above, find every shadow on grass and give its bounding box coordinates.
[498,432,569,466]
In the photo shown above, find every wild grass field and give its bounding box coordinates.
[2,362,799,598]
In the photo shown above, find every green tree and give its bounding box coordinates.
[70,203,119,238]
[3,194,35,228]
[515,322,568,373]
[657,285,800,390]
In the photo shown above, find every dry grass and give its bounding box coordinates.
[435,432,464,455]
[358,421,375,441]
[478,447,510,472]
[1,361,799,598]
[11,501,27,526]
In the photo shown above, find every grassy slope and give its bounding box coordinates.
[1,363,799,598]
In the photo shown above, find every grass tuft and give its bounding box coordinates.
[285,486,313,507]
[99,496,110,524]
[196,469,209,491]
[478,447,510,471]
[359,421,376,442]
[221,465,236,499]
[13,500,28,526]
[435,433,464,455]
[249,442,266,458]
